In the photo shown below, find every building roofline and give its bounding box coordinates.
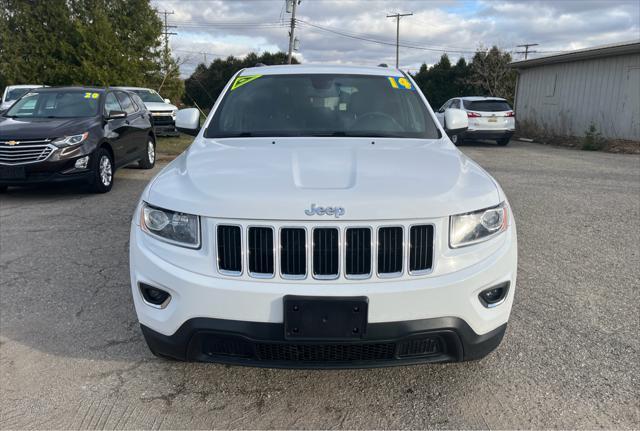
[509,39,640,69]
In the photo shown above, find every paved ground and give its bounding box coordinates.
[1,141,639,429]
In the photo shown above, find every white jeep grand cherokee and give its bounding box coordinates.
[129,65,517,368]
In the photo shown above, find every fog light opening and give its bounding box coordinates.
[75,156,90,169]
[479,282,510,308]
[139,283,171,309]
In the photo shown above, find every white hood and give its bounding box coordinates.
[146,137,501,220]
[144,101,177,112]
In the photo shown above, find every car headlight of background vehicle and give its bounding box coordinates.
[450,202,509,248]
[141,203,200,248]
[52,132,89,148]
[171,109,177,119]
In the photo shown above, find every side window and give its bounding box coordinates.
[131,94,146,112]
[115,92,136,115]
[104,92,122,115]
[439,100,451,112]
[450,99,460,109]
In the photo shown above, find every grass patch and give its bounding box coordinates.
[156,134,194,156]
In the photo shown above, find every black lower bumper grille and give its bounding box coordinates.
[199,334,445,364]
[256,342,396,362]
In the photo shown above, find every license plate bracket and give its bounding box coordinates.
[0,166,26,180]
[284,295,368,340]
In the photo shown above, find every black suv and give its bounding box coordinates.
[0,87,156,193]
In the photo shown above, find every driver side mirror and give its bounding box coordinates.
[444,108,468,135]
[437,107,445,113]
[164,98,171,104]
[106,110,127,120]
[175,108,201,136]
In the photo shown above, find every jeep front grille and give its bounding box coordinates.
[215,222,434,280]
[217,225,242,275]
[280,228,306,278]
[0,139,54,165]
[377,227,404,277]
[312,228,340,279]
[248,227,274,277]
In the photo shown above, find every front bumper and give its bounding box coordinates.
[141,316,507,368]
[0,157,93,186]
[151,115,178,135]
[130,215,517,367]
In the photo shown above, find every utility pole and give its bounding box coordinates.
[159,10,177,71]
[516,43,538,59]
[287,0,300,64]
[387,12,413,68]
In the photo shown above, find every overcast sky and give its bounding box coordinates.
[151,0,640,76]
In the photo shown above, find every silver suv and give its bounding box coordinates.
[115,87,178,136]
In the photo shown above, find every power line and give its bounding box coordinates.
[386,12,413,68]
[295,19,478,55]
[516,43,539,59]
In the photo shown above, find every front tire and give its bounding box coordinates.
[138,137,156,169]
[496,137,510,146]
[90,148,114,193]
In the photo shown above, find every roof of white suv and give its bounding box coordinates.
[240,64,404,77]
[459,96,507,101]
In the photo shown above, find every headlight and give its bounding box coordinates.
[141,203,201,248]
[52,132,89,148]
[449,202,508,248]
[171,109,177,119]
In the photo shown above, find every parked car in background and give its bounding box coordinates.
[115,87,178,136]
[436,97,515,146]
[130,65,517,368]
[1,85,47,112]
[0,87,156,193]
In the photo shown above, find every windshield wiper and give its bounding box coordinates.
[309,131,348,137]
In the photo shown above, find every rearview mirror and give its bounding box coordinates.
[175,108,200,136]
[444,109,468,135]
[107,110,127,120]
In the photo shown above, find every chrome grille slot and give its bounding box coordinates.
[248,227,274,277]
[280,228,306,278]
[345,228,372,278]
[409,225,434,274]
[377,227,404,276]
[217,225,242,275]
[0,140,54,165]
[312,228,339,279]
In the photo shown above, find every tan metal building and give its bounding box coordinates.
[510,40,640,141]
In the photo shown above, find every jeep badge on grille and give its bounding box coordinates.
[304,203,345,218]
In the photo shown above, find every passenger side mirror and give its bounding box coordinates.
[444,108,468,135]
[437,107,445,113]
[106,110,127,120]
[164,98,171,104]
[175,108,201,136]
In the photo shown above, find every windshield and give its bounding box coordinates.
[205,74,440,139]
[5,90,101,118]
[132,89,165,103]
[5,88,36,102]
[463,100,511,112]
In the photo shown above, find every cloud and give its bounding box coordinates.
[152,0,640,76]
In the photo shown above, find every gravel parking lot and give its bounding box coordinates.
[1,141,638,429]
